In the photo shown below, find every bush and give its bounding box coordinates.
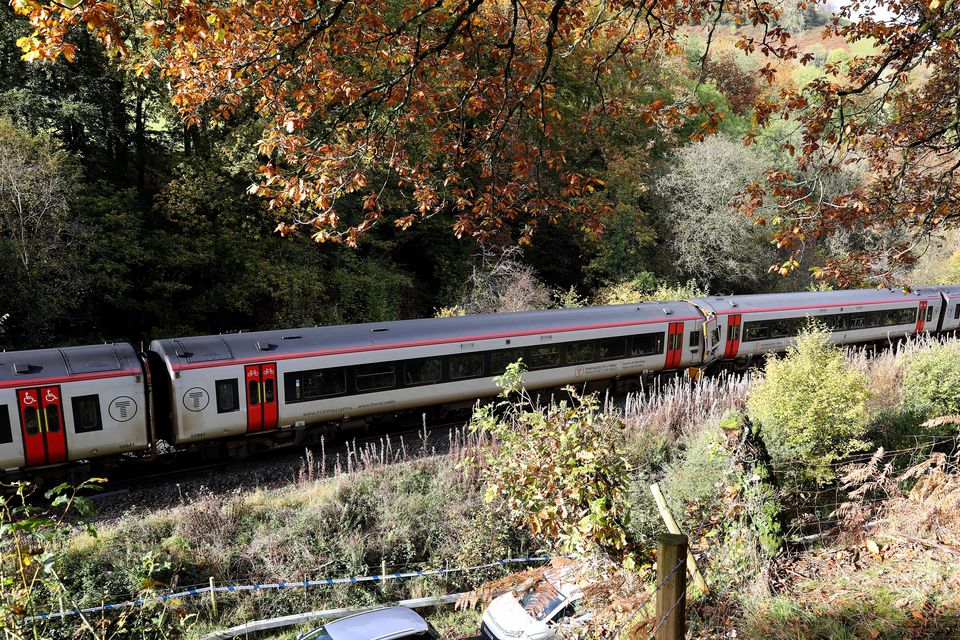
[747,328,871,478]
[662,424,731,521]
[595,276,707,306]
[468,362,635,565]
[902,340,960,419]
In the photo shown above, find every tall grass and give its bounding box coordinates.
[622,371,752,442]
[296,424,478,484]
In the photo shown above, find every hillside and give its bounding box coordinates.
[5,332,960,638]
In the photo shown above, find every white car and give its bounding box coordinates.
[480,574,585,640]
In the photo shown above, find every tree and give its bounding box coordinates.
[438,246,551,316]
[7,0,788,246]
[0,118,75,270]
[739,0,960,283]
[704,54,760,116]
[655,136,776,293]
[11,0,958,281]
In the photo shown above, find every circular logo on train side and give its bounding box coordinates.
[108,396,138,422]
[183,388,210,412]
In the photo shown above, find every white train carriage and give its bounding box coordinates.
[919,285,960,333]
[149,302,708,444]
[0,344,150,471]
[692,288,938,366]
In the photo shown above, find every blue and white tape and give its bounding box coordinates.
[25,556,555,623]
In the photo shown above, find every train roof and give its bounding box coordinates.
[149,300,701,366]
[690,287,933,314]
[0,343,140,385]
[918,285,960,297]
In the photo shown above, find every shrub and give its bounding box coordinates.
[662,424,731,520]
[747,328,871,478]
[468,362,635,565]
[595,276,706,306]
[902,339,960,419]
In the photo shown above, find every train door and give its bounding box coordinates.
[917,301,928,333]
[665,322,684,369]
[245,363,278,433]
[723,314,742,359]
[704,315,720,361]
[16,386,67,467]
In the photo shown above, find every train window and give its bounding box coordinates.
[215,379,240,413]
[0,405,11,444]
[710,327,721,345]
[449,353,484,379]
[528,346,561,370]
[72,395,102,433]
[265,379,275,403]
[885,308,915,326]
[46,405,61,432]
[565,341,596,364]
[955,305,960,320]
[927,305,935,322]
[248,380,260,405]
[770,318,800,339]
[355,363,397,392]
[823,314,845,331]
[629,333,664,357]
[850,315,865,329]
[730,323,741,341]
[285,369,346,402]
[742,322,769,342]
[689,330,700,348]
[598,337,626,360]
[670,332,682,351]
[24,407,39,435]
[404,358,442,385]
[490,349,525,374]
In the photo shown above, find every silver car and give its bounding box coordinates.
[298,607,441,640]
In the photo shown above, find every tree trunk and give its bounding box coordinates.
[135,90,146,190]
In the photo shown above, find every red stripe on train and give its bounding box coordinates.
[712,297,939,316]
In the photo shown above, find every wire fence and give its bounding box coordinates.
[636,432,960,637]
[647,555,686,640]
[24,556,557,623]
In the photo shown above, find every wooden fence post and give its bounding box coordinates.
[650,482,709,596]
[655,533,687,640]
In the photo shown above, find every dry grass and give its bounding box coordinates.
[622,371,752,442]
[887,452,960,548]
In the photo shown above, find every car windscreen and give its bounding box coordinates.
[519,581,566,622]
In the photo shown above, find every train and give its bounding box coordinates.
[2,285,959,476]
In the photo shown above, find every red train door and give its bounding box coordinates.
[245,363,278,433]
[917,301,928,333]
[723,314,742,359]
[16,386,67,467]
[40,387,67,464]
[261,363,278,431]
[665,322,684,369]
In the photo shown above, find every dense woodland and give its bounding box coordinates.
[1,0,958,350]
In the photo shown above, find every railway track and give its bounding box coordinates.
[84,415,476,519]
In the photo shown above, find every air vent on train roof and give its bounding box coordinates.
[282,335,302,340]
[256,341,277,352]
[372,327,389,333]
[662,308,673,315]
[728,301,739,307]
